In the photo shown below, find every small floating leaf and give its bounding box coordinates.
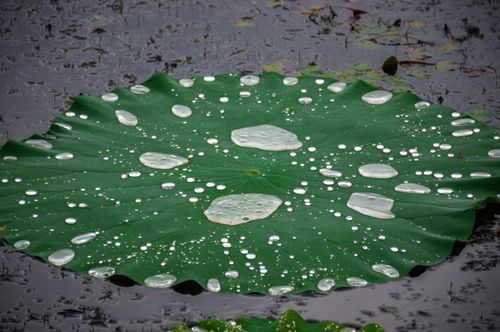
[436,60,459,72]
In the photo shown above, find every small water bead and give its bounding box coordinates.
[347,192,395,219]
[14,240,30,250]
[65,111,76,117]
[451,173,463,179]
[488,149,500,158]
[319,168,342,178]
[216,184,226,190]
[25,139,52,150]
[390,247,399,252]
[179,78,194,87]
[437,188,453,194]
[115,110,138,127]
[65,217,77,224]
[206,138,218,145]
[414,101,431,109]
[139,152,188,170]
[240,75,260,86]
[452,129,474,137]
[203,76,215,82]
[231,124,302,151]
[269,235,280,242]
[338,144,346,149]
[323,179,334,185]
[194,187,204,193]
[188,197,199,203]
[317,278,335,292]
[451,118,475,126]
[361,90,393,105]
[470,171,491,178]
[207,278,221,292]
[55,152,74,160]
[394,183,431,194]
[358,163,398,179]
[283,76,298,86]
[25,189,38,196]
[204,193,282,226]
[298,97,313,105]
[55,122,72,130]
[451,112,461,117]
[3,156,17,161]
[346,277,368,287]
[293,188,306,195]
[161,182,176,190]
[71,232,96,245]
[338,181,352,188]
[130,84,150,94]
[268,285,293,295]
[48,249,75,266]
[89,266,115,279]
[439,144,452,150]
[144,274,177,288]
[372,264,400,278]
[327,82,346,93]
[219,96,229,103]
[239,91,251,98]
[101,92,118,102]
[171,104,192,118]
[246,253,256,260]
[224,270,239,279]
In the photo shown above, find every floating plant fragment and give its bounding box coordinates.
[0,73,498,294]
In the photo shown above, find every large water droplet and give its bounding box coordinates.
[89,266,115,279]
[268,285,293,295]
[317,278,335,291]
[25,189,38,196]
[224,270,239,279]
[171,104,192,118]
[319,168,343,178]
[437,188,453,194]
[25,139,52,150]
[451,118,475,126]
[71,232,96,245]
[372,264,400,278]
[240,75,260,86]
[207,278,221,292]
[144,273,177,288]
[347,192,395,219]
[115,110,138,127]
[231,124,302,151]
[179,78,194,87]
[394,183,431,194]
[101,93,118,102]
[48,249,75,266]
[361,90,393,105]
[327,82,346,93]
[470,171,491,178]
[283,77,298,86]
[161,182,176,190]
[55,152,74,160]
[130,85,150,94]
[414,101,430,109]
[298,97,312,105]
[204,193,282,226]
[139,152,188,170]
[452,129,474,137]
[358,163,398,179]
[14,240,30,250]
[488,149,500,158]
[346,277,368,287]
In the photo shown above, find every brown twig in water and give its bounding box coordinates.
[369,33,434,46]
[398,60,435,66]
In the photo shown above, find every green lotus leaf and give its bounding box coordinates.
[0,73,498,295]
[172,309,384,332]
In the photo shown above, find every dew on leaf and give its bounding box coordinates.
[171,104,192,118]
[101,93,118,102]
[452,129,474,137]
[358,163,398,179]
[327,82,346,93]
[14,240,30,250]
[25,139,52,150]
[283,77,298,86]
[372,263,400,278]
[346,277,368,287]
[395,183,431,194]
[71,232,96,245]
[319,168,342,178]
[268,285,293,295]
[207,278,221,292]
[115,110,138,127]
[48,249,75,266]
[231,124,302,151]
[139,152,188,170]
[240,75,260,86]
[130,84,150,94]
[225,270,239,279]
[144,274,176,288]
[361,90,393,105]
[89,266,115,279]
[488,149,500,158]
[317,278,336,291]
[298,97,313,105]
[179,78,194,87]
[347,192,395,219]
[451,118,475,126]
[55,152,74,160]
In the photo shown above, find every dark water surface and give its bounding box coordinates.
[0,0,499,331]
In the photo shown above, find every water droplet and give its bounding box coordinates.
[88,266,115,279]
[319,168,342,178]
[25,139,52,150]
[219,96,229,103]
[55,152,74,160]
[144,273,177,288]
[239,91,251,98]
[139,152,188,170]
[283,77,298,86]
[293,187,306,195]
[414,101,430,109]
[372,264,400,278]
[179,78,194,87]
[338,181,352,188]
[452,129,474,137]
[439,144,452,150]
[240,75,260,86]
[14,240,30,250]
[315,79,325,85]
[207,278,221,292]
[171,104,192,118]
[130,84,150,94]
[451,118,475,126]
[65,217,77,224]
[101,93,118,102]
[327,82,346,93]
[204,193,282,226]
[470,171,491,178]
[269,235,280,242]
[25,189,38,196]
[161,182,176,190]
[361,90,393,105]
[231,124,302,151]
[394,183,431,194]
[317,278,335,291]
[358,164,398,179]
[224,270,239,279]
[298,96,312,104]
[71,232,96,245]
[207,138,218,145]
[347,192,395,219]
[55,122,72,130]
[488,149,500,158]
[204,76,215,82]
[48,249,75,266]
[246,253,256,260]
[346,277,367,287]
[323,179,334,185]
[115,110,138,127]
[437,188,453,194]
[268,285,293,295]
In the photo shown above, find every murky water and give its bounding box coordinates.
[0,0,499,331]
